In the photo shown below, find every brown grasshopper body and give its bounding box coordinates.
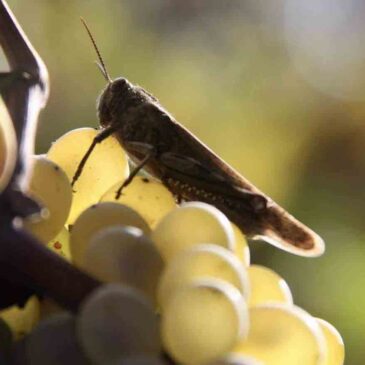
[73,21,324,257]
[95,78,324,257]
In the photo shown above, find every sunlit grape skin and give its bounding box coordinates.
[0,296,40,340]
[247,265,293,307]
[77,284,161,365]
[47,227,71,261]
[158,243,249,309]
[152,201,235,262]
[231,224,250,267]
[316,318,345,365]
[208,353,263,365]
[101,176,177,228]
[24,156,72,243]
[234,304,326,365]
[47,127,129,224]
[161,278,249,365]
[83,226,164,305]
[0,97,17,192]
[69,202,150,265]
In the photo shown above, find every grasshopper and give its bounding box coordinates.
[72,20,324,257]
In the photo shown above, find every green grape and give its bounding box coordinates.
[47,127,129,224]
[26,312,89,365]
[77,284,161,365]
[233,304,326,365]
[47,227,71,261]
[158,243,249,309]
[161,278,249,365]
[0,97,16,192]
[231,223,250,267]
[101,176,177,228]
[0,296,40,340]
[24,156,72,243]
[70,202,150,265]
[152,201,235,262]
[82,226,164,305]
[208,353,263,365]
[316,318,344,365]
[109,355,167,365]
[247,265,293,307]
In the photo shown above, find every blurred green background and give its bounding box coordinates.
[4,0,365,363]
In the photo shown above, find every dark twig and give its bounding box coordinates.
[0,0,100,313]
[0,0,48,188]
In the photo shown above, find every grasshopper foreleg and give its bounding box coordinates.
[71,125,118,189]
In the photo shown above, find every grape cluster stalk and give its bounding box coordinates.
[0,1,344,365]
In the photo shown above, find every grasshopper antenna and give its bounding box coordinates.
[80,17,112,84]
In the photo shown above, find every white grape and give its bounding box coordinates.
[77,284,161,365]
[70,202,150,265]
[158,243,249,308]
[152,201,235,262]
[47,127,129,224]
[234,303,326,365]
[26,312,89,365]
[101,176,176,228]
[161,278,249,364]
[24,155,72,243]
[83,226,164,305]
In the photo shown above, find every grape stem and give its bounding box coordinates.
[0,0,101,312]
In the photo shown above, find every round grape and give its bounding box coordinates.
[231,223,250,267]
[208,353,263,365]
[101,176,176,228]
[47,227,71,261]
[158,243,249,308]
[316,318,344,365]
[26,312,89,365]
[161,278,249,364]
[247,265,293,307]
[24,155,72,243]
[234,303,326,365]
[70,202,150,265]
[77,284,161,364]
[47,127,129,224]
[83,226,164,305]
[0,97,16,192]
[152,201,235,262]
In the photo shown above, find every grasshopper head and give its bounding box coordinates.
[97,77,134,127]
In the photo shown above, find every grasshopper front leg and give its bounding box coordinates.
[71,125,119,189]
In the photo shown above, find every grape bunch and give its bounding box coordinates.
[0,128,344,365]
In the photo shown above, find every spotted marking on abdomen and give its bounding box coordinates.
[166,177,250,211]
